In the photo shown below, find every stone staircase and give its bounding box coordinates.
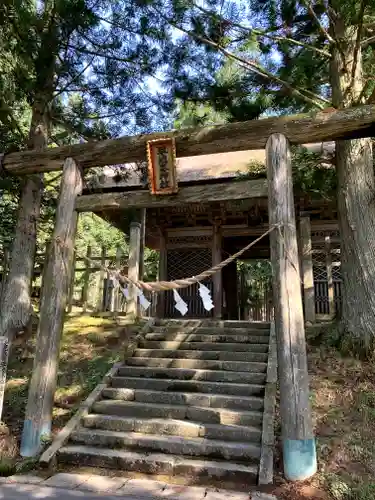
[57,320,276,486]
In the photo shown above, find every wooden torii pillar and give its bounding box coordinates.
[266,134,317,481]
[20,157,82,457]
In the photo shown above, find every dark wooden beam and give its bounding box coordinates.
[75,179,268,212]
[4,105,375,174]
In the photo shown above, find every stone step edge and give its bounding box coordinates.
[147,330,270,337]
[83,414,262,438]
[118,366,267,378]
[112,376,265,391]
[126,357,268,370]
[102,387,264,405]
[140,342,270,349]
[133,349,269,360]
[71,427,261,457]
[93,399,264,420]
[58,444,259,478]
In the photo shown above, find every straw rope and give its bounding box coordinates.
[61,224,280,293]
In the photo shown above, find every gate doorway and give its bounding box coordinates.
[237,259,273,322]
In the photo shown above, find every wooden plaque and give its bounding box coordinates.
[147,137,178,195]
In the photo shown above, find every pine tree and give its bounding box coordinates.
[0,0,170,340]
[145,0,375,354]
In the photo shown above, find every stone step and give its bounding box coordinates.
[156,319,270,329]
[133,349,268,362]
[144,332,269,342]
[58,445,259,483]
[102,387,264,411]
[92,400,264,426]
[83,414,262,442]
[111,376,265,397]
[198,326,270,334]
[117,366,266,384]
[70,428,261,461]
[139,341,269,351]
[126,357,267,372]
[151,326,270,336]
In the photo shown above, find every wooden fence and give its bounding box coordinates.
[0,245,133,314]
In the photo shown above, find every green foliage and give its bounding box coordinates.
[155,0,375,118]
[325,474,375,500]
[237,260,271,308]
[291,145,336,198]
[76,213,128,256]
[0,458,15,477]
[346,483,375,500]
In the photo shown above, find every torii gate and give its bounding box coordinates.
[2,105,375,481]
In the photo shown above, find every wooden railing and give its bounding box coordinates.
[0,245,129,314]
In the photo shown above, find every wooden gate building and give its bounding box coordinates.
[81,143,340,321]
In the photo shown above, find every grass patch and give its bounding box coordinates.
[1,314,137,474]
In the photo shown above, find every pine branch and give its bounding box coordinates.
[361,35,375,48]
[192,3,331,57]
[155,9,328,109]
[0,101,26,140]
[64,44,139,66]
[301,0,335,44]
[54,57,96,100]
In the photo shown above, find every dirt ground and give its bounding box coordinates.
[268,342,375,500]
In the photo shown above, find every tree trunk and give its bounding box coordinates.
[0,105,47,340]
[330,13,375,353]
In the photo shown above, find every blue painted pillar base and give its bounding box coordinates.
[20,418,51,457]
[283,438,317,481]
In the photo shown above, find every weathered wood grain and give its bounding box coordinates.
[20,158,83,457]
[76,179,268,212]
[127,221,141,318]
[4,105,375,174]
[266,134,313,443]
[299,216,316,323]
[212,223,222,319]
[81,245,92,313]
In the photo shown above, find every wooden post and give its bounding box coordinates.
[95,246,106,312]
[0,248,9,303]
[67,250,76,313]
[81,245,91,312]
[266,133,316,481]
[299,216,316,323]
[110,246,122,314]
[20,157,82,457]
[139,208,146,279]
[212,222,222,318]
[325,235,335,318]
[157,229,167,318]
[128,221,141,318]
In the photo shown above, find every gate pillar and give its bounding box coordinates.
[266,133,317,481]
